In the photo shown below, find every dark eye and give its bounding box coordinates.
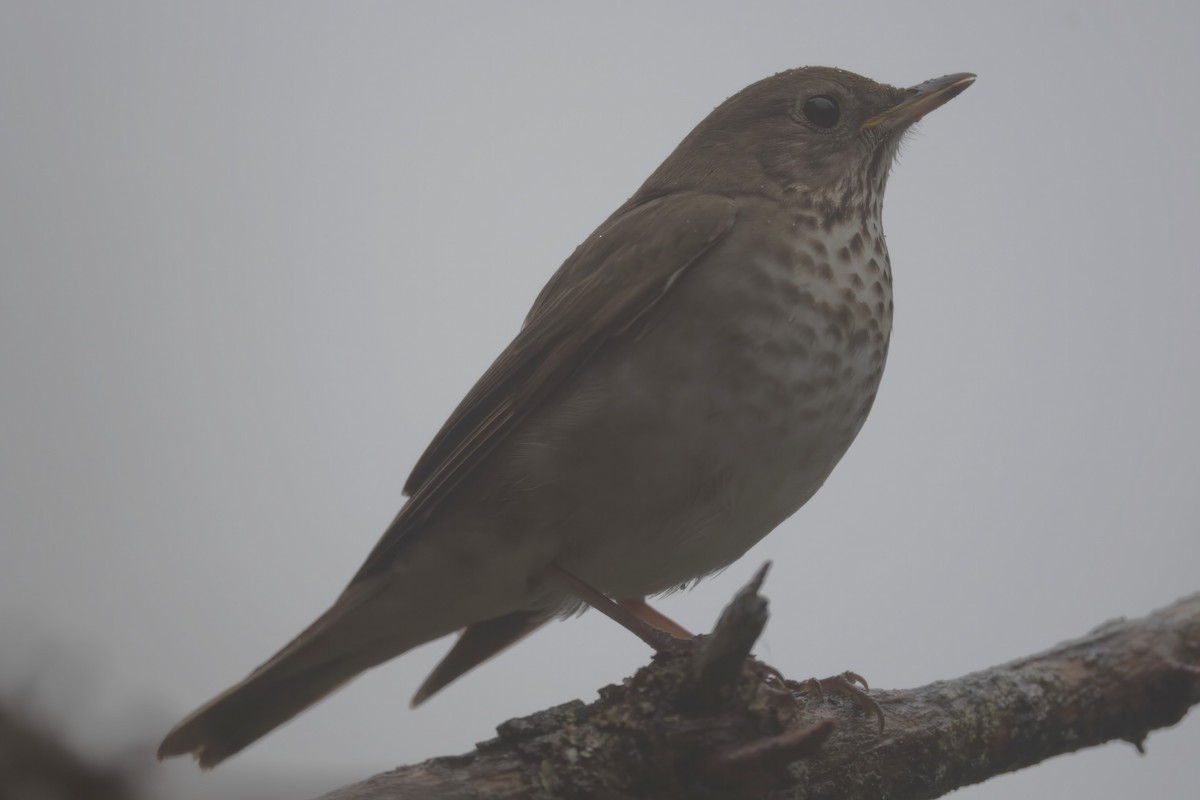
[801,95,840,128]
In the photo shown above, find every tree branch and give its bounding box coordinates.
[315,574,1200,800]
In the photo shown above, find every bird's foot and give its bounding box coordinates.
[752,662,794,696]
[788,671,885,732]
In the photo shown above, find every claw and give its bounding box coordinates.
[747,661,796,698]
[788,671,885,733]
[842,670,870,691]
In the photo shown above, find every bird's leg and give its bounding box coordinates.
[547,563,689,653]
[617,597,693,639]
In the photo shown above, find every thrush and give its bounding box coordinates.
[159,66,974,767]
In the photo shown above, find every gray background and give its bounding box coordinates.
[2,2,1197,799]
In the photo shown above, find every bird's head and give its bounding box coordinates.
[637,67,974,220]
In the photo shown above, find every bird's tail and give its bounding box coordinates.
[157,651,365,768]
[157,585,436,768]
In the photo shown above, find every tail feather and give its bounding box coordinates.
[159,581,546,766]
[157,653,366,768]
[158,582,436,768]
[411,610,550,707]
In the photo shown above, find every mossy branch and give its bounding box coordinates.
[315,572,1200,800]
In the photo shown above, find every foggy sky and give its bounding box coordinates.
[1,3,1197,799]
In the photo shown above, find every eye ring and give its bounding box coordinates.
[800,95,840,129]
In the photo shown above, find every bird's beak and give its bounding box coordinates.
[860,72,976,131]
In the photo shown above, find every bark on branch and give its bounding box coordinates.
[315,571,1200,800]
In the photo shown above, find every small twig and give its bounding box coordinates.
[679,561,772,711]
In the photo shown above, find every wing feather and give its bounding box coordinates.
[350,193,736,583]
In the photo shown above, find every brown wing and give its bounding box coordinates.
[350,193,736,583]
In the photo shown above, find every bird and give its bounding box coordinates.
[158,66,974,768]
